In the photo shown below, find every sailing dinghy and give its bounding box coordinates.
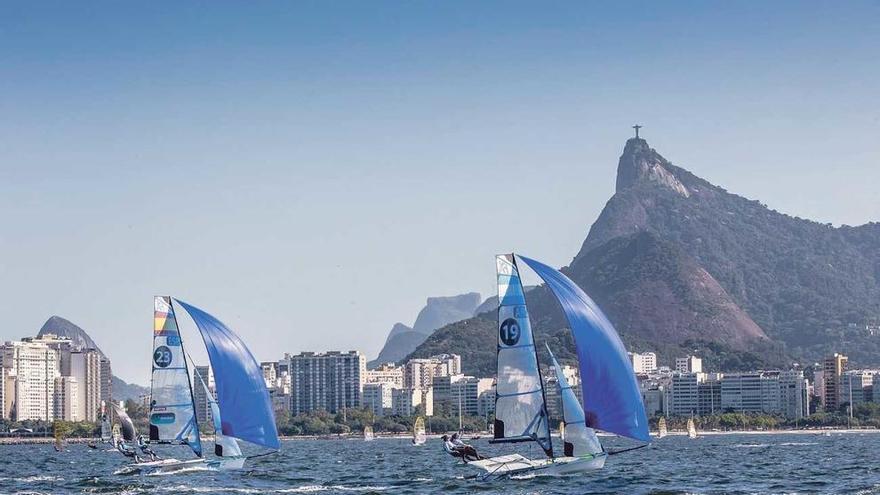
[468,254,650,479]
[687,417,698,439]
[412,417,427,446]
[117,296,279,475]
[363,426,375,441]
[657,417,668,439]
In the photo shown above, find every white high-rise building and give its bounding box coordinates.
[365,363,405,387]
[288,351,366,415]
[70,349,102,421]
[629,352,658,374]
[363,382,398,416]
[403,354,461,389]
[391,387,433,417]
[54,376,79,421]
[0,340,61,421]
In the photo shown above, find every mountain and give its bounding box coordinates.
[112,375,149,403]
[38,316,105,356]
[37,315,149,401]
[408,137,880,375]
[369,293,482,368]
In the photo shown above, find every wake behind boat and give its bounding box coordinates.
[116,296,280,475]
[465,254,650,480]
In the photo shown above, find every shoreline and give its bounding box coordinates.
[2,428,877,445]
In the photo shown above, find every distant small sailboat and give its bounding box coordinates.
[468,254,650,479]
[658,417,668,439]
[363,426,375,442]
[412,417,426,446]
[53,422,65,452]
[100,400,113,445]
[687,417,698,439]
[117,296,279,474]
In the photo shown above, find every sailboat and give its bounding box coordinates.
[100,401,113,445]
[117,296,280,474]
[412,417,427,446]
[53,421,65,452]
[657,417,668,439]
[469,254,650,479]
[363,425,375,441]
[687,417,698,439]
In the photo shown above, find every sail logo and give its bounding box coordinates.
[153,346,173,368]
[151,412,176,425]
[499,318,521,346]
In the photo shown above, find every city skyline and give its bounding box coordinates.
[3,2,879,383]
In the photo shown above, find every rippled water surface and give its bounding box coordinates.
[2,433,880,494]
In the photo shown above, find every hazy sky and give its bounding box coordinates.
[1,1,878,384]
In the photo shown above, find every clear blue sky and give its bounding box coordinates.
[1,1,877,383]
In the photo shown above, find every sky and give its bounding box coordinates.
[1,1,878,384]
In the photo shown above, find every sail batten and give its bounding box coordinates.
[492,254,553,457]
[518,256,651,443]
[175,299,280,451]
[149,296,202,456]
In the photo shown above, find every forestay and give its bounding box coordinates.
[149,296,202,455]
[546,345,603,457]
[175,299,280,450]
[492,254,553,456]
[519,256,650,443]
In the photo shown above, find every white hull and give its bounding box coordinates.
[114,458,208,475]
[469,453,607,479]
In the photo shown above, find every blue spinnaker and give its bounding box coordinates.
[175,299,280,450]
[519,256,650,443]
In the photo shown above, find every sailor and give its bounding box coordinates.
[117,441,141,463]
[441,434,465,461]
[136,435,159,461]
[451,433,484,460]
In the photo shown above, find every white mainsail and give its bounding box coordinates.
[546,345,602,458]
[364,426,375,441]
[193,366,243,458]
[658,417,668,438]
[413,417,426,445]
[149,296,202,455]
[491,254,552,456]
[687,417,697,439]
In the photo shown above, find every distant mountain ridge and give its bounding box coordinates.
[369,293,481,368]
[407,137,880,376]
[37,315,148,401]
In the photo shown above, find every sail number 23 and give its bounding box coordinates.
[153,346,173,368]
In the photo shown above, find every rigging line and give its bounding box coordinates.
[607,444,648,456]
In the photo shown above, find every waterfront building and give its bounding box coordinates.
[70,349,102,421]
[477,383,495,418]
[718,370,808,419]
[403,354,461,389]
[193,365,215,426]
[0,340,60,421]
[363,381,398,417]
[288,351,366,415]
[365,363,404,387]
[841,370,875,407]
[675,356,703,374]
[261,361,278,389]
[391,387,433,416]
[53,376,79,421]
[823,353,848,411]
[629,352,658,374]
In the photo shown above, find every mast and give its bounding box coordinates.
[517,254,553,458]
[169,298,203,457]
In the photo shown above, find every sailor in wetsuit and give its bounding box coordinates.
[136,435,159,461]
[442,434,483,462]
[117,440,142,463]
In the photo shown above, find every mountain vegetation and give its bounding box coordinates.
[408,138,880,374]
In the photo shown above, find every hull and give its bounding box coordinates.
[207,456,247,470]
[114,458,208,475]
[470,453,607,479]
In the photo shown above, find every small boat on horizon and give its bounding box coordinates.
[412,417,426,446]
[363,425,375,442]
[658,417,668,439]
[687,417,698,439]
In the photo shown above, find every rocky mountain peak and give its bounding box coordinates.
[616,138,690,198]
